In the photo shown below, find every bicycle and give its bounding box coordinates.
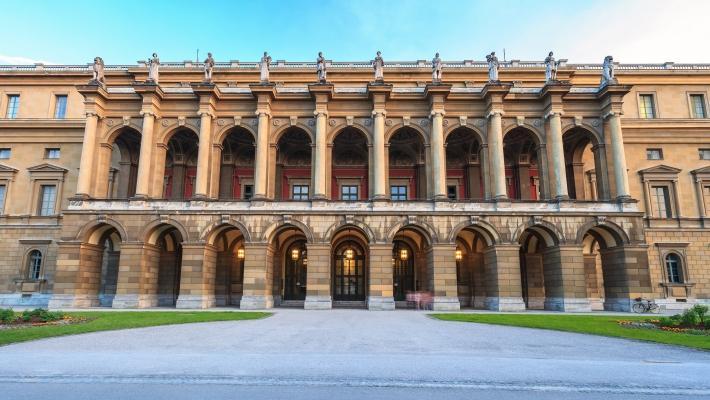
[632,298,660,313]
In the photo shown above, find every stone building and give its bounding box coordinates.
[0,55,707,312]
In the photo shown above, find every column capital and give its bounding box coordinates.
[84,111,101,119]
[198,111,215,119]
[486,110,504,119]
[139,110,157,118]
[313,110,328,118]
[430,110,446,118]
[255,110,272,118]
[372,110,387,117]
[544,111,563,120]
[602,110,623,120]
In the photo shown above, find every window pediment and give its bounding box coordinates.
[0,163,18,181]
[638,164,681,181]
[691,166,710,180]
[27,163,68,181]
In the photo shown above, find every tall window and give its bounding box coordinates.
[6,95,19,119]
[27,250,42,280]
[690,94,707,118]
[664,253,683,283]
[0,184,5,213]
[291,185,309,200]
[54,95,67,119]
[650,186,672,218]
[341,185,358,201]
[39,185,57,216]
[243,184,253,200]
[703,185,710,214]
[638,94,656,119]
[0,148,9,159]
[391,185,408,201]
[700,149,710,160]
[447,185,457,200]
[45,148,60,159]
[646,148,663,160]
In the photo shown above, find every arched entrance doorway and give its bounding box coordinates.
[504,127,543,200]
[563,127,610,200]
[275,127,312,200]
[155,226,184,307]
[331,127,369,200]
[106,128,140,199]
[445,127,484,200]
[284,239,307,301]
[163,129,199,200]
[388,128,427,200]
[392,240,414,301]
[206,224,247,306]
[218,127,256,200]
[332,240,367,302]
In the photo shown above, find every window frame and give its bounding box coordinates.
[699,148,710,161]
[38,184,58,216]
[390,185,408,201]
[340,184,359,201]
[53,94,68,119]
[291,184,309,201]
[687,92,709,119]
[0,148,10,159]
[638,165,682,221]
[25,249,43,281]
[5,94,20,119]
[44,148,61,159]
[646,148,663,160]
[637,92,658,119]
[664,252,683,284]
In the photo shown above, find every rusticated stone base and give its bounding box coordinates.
[367,296,395,311]
[589,297,605,311]
[432,296,460,311]
[48,294,100,309]
[544,297,593,312]
[304,295,332,310]
[240,295,274,310]
[111,294,158,309]
[176,294,216,309]
[485,296,526,312]
[0,293,51,308]
[527,296,546,310]
[604,298,633,312]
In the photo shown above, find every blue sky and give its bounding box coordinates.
[1,0,708,64]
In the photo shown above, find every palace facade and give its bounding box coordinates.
[0,56,708,312]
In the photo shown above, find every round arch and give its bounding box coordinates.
[327,124,372,146]
[575,220,630,249]
[76,218,128,245]
[513,219,563,248]
[271,124,315,145]
[447,219,501,246]
[262,218,315,244]
[444,124,486,144]
[141,219,190,245]
[324,220,375,244]
[385,220,437,246]
[200,219,252,245]
[157,125,200,146]
[502,124,544,146]
[561,124,603,147]
[103,124,142,146]
[214,123,257,145]
[385,123,430,145]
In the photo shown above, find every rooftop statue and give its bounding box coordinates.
[486,52,499,82]
[373,51,384,82]
[600,55,617,86]
[147,53,160,84]
[432,52,443,83]
[260,51,272,83]
[316,52,327,83]
[544,51,559,82]
[203,52,215,83]
[91,56,105,85]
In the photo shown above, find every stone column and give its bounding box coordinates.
[430,111,447,199]
[542,245,592,312]
[592,144,611,200]
[253,112,270,199]
[427,244,461,311]
[75,112,99,198]
[194,112,213,198]
[134,111,155,198]
[545,112,569,200]
[176,243,217,309]
[112,243,160,308]
[372,111,387,199]
[313,112,328,199]
[482,244,526,311]
[240,243,274,309]
[48,242,102,309]
[368,244,395,310]
[606,112,631,200]
[600,245,652,311]
[487,112,507,200]
[304,243,332,309]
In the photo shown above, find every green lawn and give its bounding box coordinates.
[0,311,270,346]
[431,313,710,351]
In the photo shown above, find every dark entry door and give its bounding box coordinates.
[393,241,415,301]
[333,241,366,301]
[284,241,307,300]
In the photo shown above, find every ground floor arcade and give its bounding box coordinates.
[44,202,654,312]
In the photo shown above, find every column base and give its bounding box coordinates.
[604,297,633,312]
[544,297,592,312]
[48,294,99,309]
[526,296,546,310]
[615,195,633,203]
[112,294,158,309]
[590,297,605,311]
[240,295,274,310]
[311,194,328,201]
[304,295,332,310]
[176,294,216,309]
[367,295,395,311]
[432,296,460,311]
[371,195,389,202]
[485,296,526,312]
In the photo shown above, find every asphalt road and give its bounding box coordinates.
[0,309,708,399]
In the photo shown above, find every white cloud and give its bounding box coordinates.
[0,54,56,65]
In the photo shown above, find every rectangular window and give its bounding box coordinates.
[38,185,57,216]
[341,185,358,201]
[646,148,663,160]
[447,185,457,200]
[242,184,253,200]
[45,148,60,159]
[0,148,10,159]
[650,185,672,218]
[391,185,408,201]
[54,95,67,119]
[0,184,6,213]
[703,186,710,215]
[638,94,656,119]
[700,149,710,160]
[291,185,309,201]
[6,95,19,119]
[690,94,707,118]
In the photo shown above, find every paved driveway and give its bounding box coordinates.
[1,309,709,399]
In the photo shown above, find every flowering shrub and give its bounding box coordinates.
[620,304,710,334]
[0,308,14,323]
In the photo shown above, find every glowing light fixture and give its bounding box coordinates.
[455,249,463,261]
[237,248,245,259]
[399,249,408,261]
[291,248,300,261]
[345,248,354,260]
